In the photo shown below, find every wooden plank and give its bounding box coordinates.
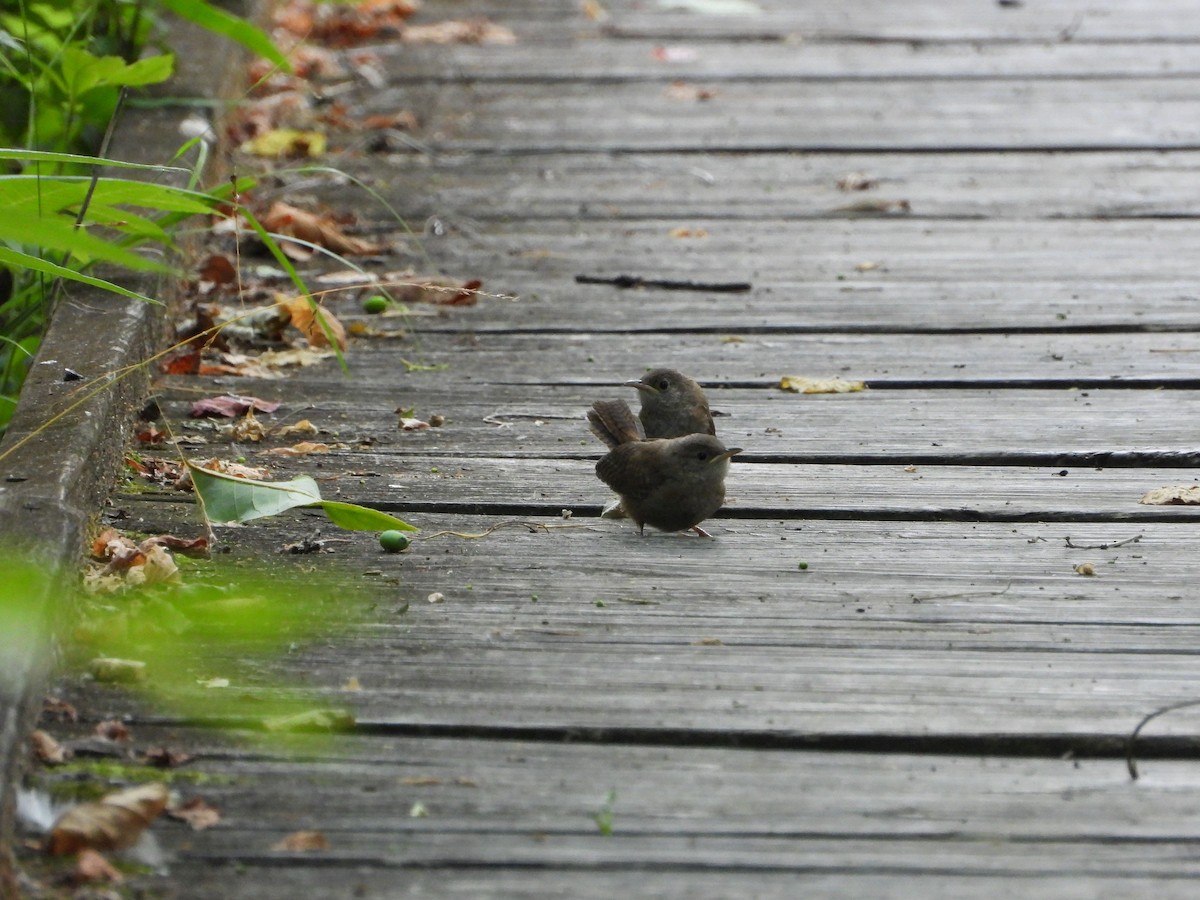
[376,78,1200,152]
[601,0,1200,42]
[344,218,1200,332]
[341,149,1200,221]
[122,458,1200,521]
[327,330,1200,384]
[71,730,1200,896]
[380,37,1200,81]
[110,508,1200,737]
[153,384,1200,461]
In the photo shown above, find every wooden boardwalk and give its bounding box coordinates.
[90,0,1200,895]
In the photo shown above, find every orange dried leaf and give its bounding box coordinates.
[282,296,347,350]
[49,782,168,855]
[31,729,67,765]
[272,830,329,852]
[168,797,220,831]
[262,201,383,256]
[74,848,123,885]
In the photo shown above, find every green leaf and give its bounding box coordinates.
[0,246,159,303]
[190,465,417,532]
[0,149,191,174]
[158,0,291,73]
[0,207,171,272]
[319,501,418,532]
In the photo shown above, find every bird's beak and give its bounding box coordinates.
[711,448,742,463]
[625,380,655,394]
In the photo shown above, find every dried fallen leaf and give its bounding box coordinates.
[275,419,320,437]
[779,376,867,394]
[669,226,708,238]
[73,848,123,885]
[240,127,327,158]
[94,720,129,743]
[190,395,281,418]
[262,202,383,256]
[664,80,718,102]
[833,199,911,215]
[281,295,348,351]
[261,441,341,457]
[342,676,362,691]
[399,417,431,431]
[42,697,78,722]
[836,171,878,191]
[427,592,446,604]
[144,746,193,769]
[272,830,329,852]
[31,730,67,765]
[218,411,268,443]
[1074,562,1097,576]
[168,796,220,831]
[1139,485,1200,505]
[49,782,169,855]
[402,18,516,45]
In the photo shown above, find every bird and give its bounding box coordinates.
[588,398,740,537]
[626,368,715,439]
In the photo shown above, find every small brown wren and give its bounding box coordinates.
[626,368,715,439]
[588,399,740,537]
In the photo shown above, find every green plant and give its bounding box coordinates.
[0,0,288,431]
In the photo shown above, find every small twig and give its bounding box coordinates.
[422,520,593,540]
[1126,698,1200,780]
[575,274,752,293]
[910,582,1012,603]
[1064,534,1143,551]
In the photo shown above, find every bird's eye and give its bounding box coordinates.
[657,379,670,390]
[696,450,709,461]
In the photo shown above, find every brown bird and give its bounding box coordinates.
[588,399,740,537]
[626,368,715,439]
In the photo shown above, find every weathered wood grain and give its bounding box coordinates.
[339,149,1200,222]
[153,383,1200,462]
[379,38,1200,82]
[601,0,1200,43]
[123,458,1200,521]
[330,330,1200,384]
[377,78,1200,152]
[98,730,1200,897]
[108,506,1200,737]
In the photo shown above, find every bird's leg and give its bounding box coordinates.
[691,525,714,538]
[639,523,646,536]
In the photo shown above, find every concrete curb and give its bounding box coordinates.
[0,8,245,889]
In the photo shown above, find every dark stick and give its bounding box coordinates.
[575,274,752,293]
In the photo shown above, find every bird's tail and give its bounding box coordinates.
[587,399,644,448]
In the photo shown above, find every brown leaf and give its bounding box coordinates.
[167,796,220,831]
[272,830,329,852]
[190,395,281,418]
[261,202,383,256]
[49,782,169,855]
[94,720,130,743]
[41,697,78,723]
[198,254,238,286]
[160,347,202,375]
[73,848,123,885]
[281,296,348,351]
[402,18,517,45]
[779,375,867,394]
[261,441,340,457]
[143,534,210,558]
[31,729,67,765]
[144,746,194,769]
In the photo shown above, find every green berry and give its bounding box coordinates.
[362,295,389,314]
[797,561,808,570]
[379,530,410,552]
